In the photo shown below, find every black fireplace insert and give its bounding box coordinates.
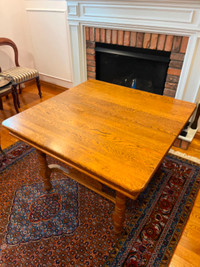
[95,43,170,95]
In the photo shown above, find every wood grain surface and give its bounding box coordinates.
[2,80,196,198]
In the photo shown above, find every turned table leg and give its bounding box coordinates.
[36,150,52,191]
[113,191,126,234]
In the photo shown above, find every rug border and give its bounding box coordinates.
[159,153,200,266]
[106,153,200,266]
[1,141,22,153]
[169,148,200,165]
[0,141,34,173]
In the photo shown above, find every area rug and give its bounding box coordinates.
[0,142,200,266]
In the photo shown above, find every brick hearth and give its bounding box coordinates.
[86,27,188,98]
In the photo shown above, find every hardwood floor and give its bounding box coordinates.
[170,138,200,266]
[0,82,200,266]
[0,82,66,149]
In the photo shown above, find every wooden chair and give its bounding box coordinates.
[0,74,19,113]
[0,37,42,110]
[0,85,19,113]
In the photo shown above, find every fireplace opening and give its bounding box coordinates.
[95,43,171,95]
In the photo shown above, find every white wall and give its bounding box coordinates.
[0,0,73,88]
[0,0,35,69]
[25,1,73,88]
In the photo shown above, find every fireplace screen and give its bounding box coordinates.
[95,43,170,95]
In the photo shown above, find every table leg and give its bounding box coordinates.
[36,150,52,191]
[113,191,126,234]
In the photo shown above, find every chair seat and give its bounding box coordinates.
[1,67,39,85]
[0,85,12,95]
[0,85,12,98]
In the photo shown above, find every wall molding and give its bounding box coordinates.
[68,3,79,16]
[81,5,194,24]
[78,22,195,36]
[69,0,200,5]
[68,1,200,34]
[26,8,66,13]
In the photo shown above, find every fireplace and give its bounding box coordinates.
[95,43,170,95]
[67,1,200,103]
[86,27,188,97]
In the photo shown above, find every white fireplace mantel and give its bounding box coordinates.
[67,0,200,103]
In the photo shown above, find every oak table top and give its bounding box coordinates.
[2,80,196,199]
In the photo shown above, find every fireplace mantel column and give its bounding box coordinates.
[68,21,87,85]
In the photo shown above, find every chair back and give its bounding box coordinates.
[0,37,19,67]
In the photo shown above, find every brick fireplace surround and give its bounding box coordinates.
[86,27,188,98]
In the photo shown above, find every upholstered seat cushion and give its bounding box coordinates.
[1,67,39,85]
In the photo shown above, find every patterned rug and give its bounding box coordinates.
[0,142,200,266]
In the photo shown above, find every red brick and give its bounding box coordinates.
[164,35,173,51]
[86,41,95,49]
[87,66,96,72]
[87,54,95,61]
[85,27,90,41]
[90,27,95,42]
[143,33,151,49]
[95,28,100,42]
[150,34,158,49]
[130,32,137,47]
[86,48,95,55]
[166,74,180,83]
[136,32,144,48]
[164,82,178,90]
[112,30,118,44]
[87,71,96,78]
[87,60,96,67]
[167,68,181,76]
[169,60,183,69]
[181,140,190,150]
[173,138,181,147]
[157,34,166,50]
[124,31,130,46]
[118,30,124,45]
[163,88,176,98]
[180,36,189,53]
[172,36,182,52]
[170,53,185,61]
[100,28,106,43]
[106,29,112,43]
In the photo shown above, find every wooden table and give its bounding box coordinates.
[2,80,196,233]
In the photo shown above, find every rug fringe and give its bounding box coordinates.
[169,148,200,164]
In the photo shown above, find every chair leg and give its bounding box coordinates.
[11,87,19,113]
[19,84,22,94]
[0,98,3,110]
[13,85,20,108]
[36,77,42,98]
[16,91,20,108]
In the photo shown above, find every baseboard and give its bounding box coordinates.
[40,80,68,92]
[39,74,73,89]
[22,79,68,92]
